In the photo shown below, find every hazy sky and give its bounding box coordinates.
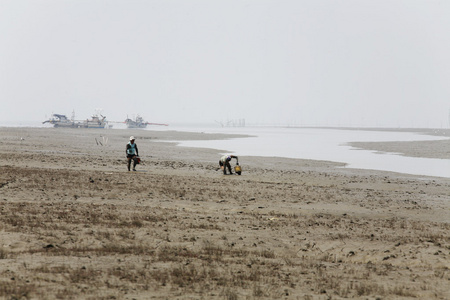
[1,0,450,127]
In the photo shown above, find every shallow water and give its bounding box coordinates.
[156,126,450,178]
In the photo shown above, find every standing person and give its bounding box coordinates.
[219,155,238,175]
[126,136,139,171]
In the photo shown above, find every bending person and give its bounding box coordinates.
[219,155,238,175]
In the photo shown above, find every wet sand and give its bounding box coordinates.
[0,127,449,299]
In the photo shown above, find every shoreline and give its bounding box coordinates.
[2,126,450,179]
[3,125,450,175]
[156,125,450,178]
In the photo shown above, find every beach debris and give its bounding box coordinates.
[95,136,108,146]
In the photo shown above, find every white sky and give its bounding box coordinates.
[1,0,450,127]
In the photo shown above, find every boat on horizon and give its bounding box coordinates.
[42,114,79,128]
[83,114,112,128]
[124,115,168,128]
[43,113,112,129]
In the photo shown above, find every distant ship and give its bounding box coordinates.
[43,113,112,129]
[124,115,168,128]
[125,115,148,128]
[83,114,112,128]
[42,114,79,128]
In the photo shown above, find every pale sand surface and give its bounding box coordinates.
[339,127,450,159]
[0,127,449,299]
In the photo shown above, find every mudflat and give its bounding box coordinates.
[0,127,449,299]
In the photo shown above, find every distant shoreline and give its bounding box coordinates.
[2,124,450,161]
[2,121,450,134]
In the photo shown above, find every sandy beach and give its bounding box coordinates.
[0,127,449,299]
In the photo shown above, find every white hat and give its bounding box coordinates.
[130,136,135,140]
